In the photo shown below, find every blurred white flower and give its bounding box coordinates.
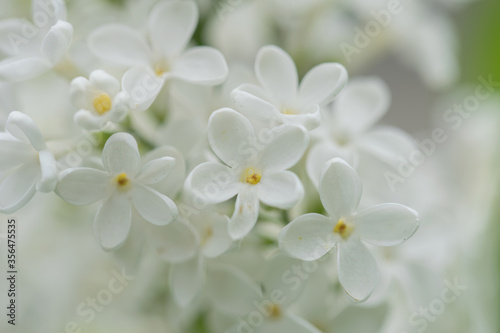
[0,111,57,212]
[306,77,415,187]
[56,132,178,250]
[0,0,73,81]
[279,158,419,301]
[167,212,233,306]
[186,108,308,239]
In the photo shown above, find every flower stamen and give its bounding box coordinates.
[93,94,112,114]
[241,167,262,185]
[282,107,297,115]
[333,218,354,240]
[267,303,282,319]
[114,172,131,191]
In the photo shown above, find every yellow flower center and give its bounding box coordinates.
[154,61,170,76]
[93,94,112,114]
[241,167,262,185]
[114,172,131,191]
[333,219,354,240]
[200,226,214,247]
[268,303,282,319]
[282,107,297,115]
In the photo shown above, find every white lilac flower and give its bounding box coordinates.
[222,255,322,333]
[167,211,234,306]
[88,0,228,112]
[185,108,308,239]
[70,69,131,131]
[306,77,415,187]
[0,0,73,81]
[0,111,57,213]
[56,132,178,250]
[279,158,419,302]
[231,45,348,130]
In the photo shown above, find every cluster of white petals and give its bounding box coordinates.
[0,0,493,332]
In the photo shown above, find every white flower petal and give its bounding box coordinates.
[207,108,256,168]
[88,24,151,67]
[202,214,233,258]
[69,76,92,110]
[94,193,132,251]
[261,255,306,305]
[0,163,38,213]
[109,91,130,122]
[171,46,228,85]
[356,126,416,167]
[337,238,378,302]
[89,69,120,96]
[40,20,73,65]
[6,111,46,151]
[186,162,240,204]
[148,0,198,57]
[122,65,165,112]
[258,170,303,209]
[0,57,50,81]
[319,158,362,221]
[102,132,141,176]
[132,184,177,226]
[232,83,271,101]
[146,217,197,263]
[229,187,259,239]
[170,255,204,307]
[306,141,358,188]
[258,125,308,171]
[56,167,111,205]
[0,133,34,171]
[334,77,390,137]
[73,109,104,131]
[206,264,261,315]
[135,157,175,185]
[355,203,419,246]
[255,45,298,104]
[281,104,322,130]
[298,62,348,107]
[36,149,58,193]
[141,146,185,198]
[279,213,335,261]
[231,88,281,127]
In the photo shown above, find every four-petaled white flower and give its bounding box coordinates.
[56,132,178,250]
[0,111,58,213]
[164,211,233,306]
[279,158,419,302]
[88,0,228,112]
[186,108,308,239]
[0,0,73,81]
[70,70,131,131]
[231,45,348,130]
[306,77,416,187]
